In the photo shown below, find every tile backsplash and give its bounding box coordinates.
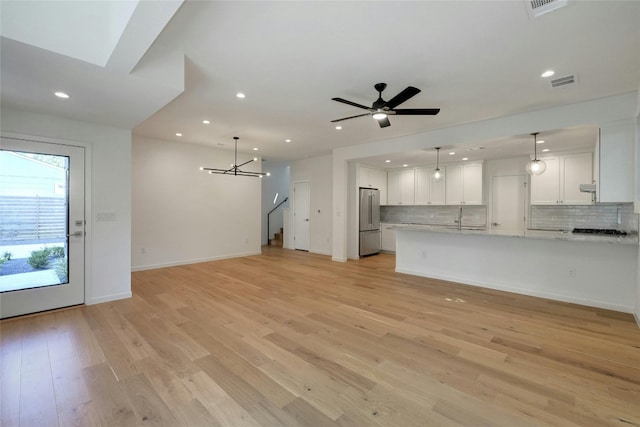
[529,203,638,232]
[381,205,487,228]
[380,203,639,233]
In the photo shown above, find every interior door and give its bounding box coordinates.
[491,175,525,234]
[293,181,310,251]
[0,138,85,318]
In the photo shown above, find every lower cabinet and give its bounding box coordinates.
[381,223,397,252]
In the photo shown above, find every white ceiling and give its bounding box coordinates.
[2,1,639,165]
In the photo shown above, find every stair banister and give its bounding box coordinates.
[267,197,289,245]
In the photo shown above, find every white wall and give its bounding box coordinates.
[261,161,290,246]
[1,108,132,304]
[288,154,333,255]
[131,136,261,270]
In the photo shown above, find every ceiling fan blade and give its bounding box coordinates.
[384,86,421,109]
[331,97,372,111]
[393,108,440,115]
[330,113,370,123]
[378,117,391,128]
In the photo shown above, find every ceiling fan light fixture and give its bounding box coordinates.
[526,132,547,176]
[372,111,387,120]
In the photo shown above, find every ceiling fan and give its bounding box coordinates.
[331,83,440,128]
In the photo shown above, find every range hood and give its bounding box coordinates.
[579,183,596,193]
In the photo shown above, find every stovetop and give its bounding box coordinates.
[572,228,628,236]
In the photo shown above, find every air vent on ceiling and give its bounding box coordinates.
[526,0,568,18]
[550,74,577,88]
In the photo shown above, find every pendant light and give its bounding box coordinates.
[200,137,269,178]
[433,147,443,181]
[525,132,546,176]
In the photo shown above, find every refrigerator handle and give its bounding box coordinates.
[370,194,373,225]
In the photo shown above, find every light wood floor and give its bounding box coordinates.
[2,247,640,426]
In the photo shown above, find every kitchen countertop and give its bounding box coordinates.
[389,224,639,245]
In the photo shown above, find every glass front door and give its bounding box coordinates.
[0,138,85,318]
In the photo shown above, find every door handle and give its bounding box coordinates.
[67,231,84,237]
[305,219,309,222]
[492,222,500,227]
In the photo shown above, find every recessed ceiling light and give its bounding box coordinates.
[285,139,292,143]
[176,133,182,137]
[202,120,210,124]
[402,164,408,167]
[236,92,246,98]
[449,152,455,155]
[537,140,545,144]
[462,157,469,161]
[54,91,70,99]
[253,147,258,151]
[266,172,271,176]
[335,126,342,130]
[541,70,555,78]
[385,160,391,163]
[542,148,550,152]
[253,157,258,161]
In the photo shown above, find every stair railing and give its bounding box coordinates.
[267,197,289,245]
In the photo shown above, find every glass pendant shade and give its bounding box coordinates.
[433,167,443,181]
[526,159,547,175]
[526,132,546,176]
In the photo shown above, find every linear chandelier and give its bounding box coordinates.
[200,136,269,178]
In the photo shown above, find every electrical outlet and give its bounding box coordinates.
[140,247,146,254]
[569,267,576,278]
[421,250,427,259]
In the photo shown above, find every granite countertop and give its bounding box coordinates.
[389,223,639,245]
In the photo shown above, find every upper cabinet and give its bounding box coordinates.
[387,169,415,205]
[444,163,483,205]
[415,167,445,205]
[359,165,387,204]
[530,152,593,205]
[597,120,635,203]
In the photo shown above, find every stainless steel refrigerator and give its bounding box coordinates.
[359,188,381,257]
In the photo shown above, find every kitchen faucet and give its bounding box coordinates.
[453,206,463,231]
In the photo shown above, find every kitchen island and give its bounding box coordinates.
[394,225,638,313]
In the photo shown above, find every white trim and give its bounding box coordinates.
[311,249,332,256]
[131,251,262,272]
[331,256,347,262]
[634,311,640,328]
[396,267,635,314]
[88,292,132,305]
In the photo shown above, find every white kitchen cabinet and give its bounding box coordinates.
[415,167,445,205]
[598,120,635,203]
[563,153,593,204]
[359,165,387,205]
[530,153,592,205]
[444,163,483,205]
[381,223,397,252]
[530,157,560,204]
[387,169,415,205]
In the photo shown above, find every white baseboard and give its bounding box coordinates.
[131,251,262,272]
[88,291,132,305]
[396,267,634,314]
[634,311,640,328]
[331,256,347,262]
[311,249,332,256]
